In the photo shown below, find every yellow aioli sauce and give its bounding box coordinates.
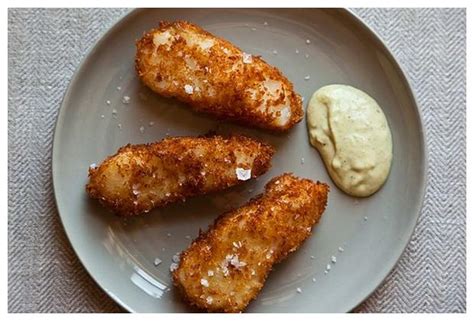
[306,84,393,197]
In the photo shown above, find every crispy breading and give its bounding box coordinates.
[135,21,303,132]
[86,135,274,216]
[173,174,329,312]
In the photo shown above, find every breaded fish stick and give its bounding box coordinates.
[86,135,274,216]
[136,21,303,132]
[173,174,329,312]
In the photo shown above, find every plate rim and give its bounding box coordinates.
[52,8,427,313]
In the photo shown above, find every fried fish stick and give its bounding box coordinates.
[173,174,329,312]
[86,135,274,216]
[135,21,303,132]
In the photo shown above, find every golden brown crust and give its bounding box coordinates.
[135,21,303,132]
[86,135,274,216]
[172,173,329,312]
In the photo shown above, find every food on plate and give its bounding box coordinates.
[86,135,274,216]
[135,21,303,131]
[172,173,329,312]
[306,84,393,197]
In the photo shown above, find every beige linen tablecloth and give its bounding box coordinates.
[8,8,466,312]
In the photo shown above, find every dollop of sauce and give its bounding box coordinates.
[306,84,393,197]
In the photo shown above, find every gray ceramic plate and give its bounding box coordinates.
[52,8,426,312]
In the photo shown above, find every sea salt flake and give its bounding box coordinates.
[184,84,194,94]
[169,263,178,272]
[296,287,302,293]
[326,264,331,270]
[236,168,251,181]
[122,96,130,104]
[242,52,253,64]
[338,246,345,252]
[304,75,310,80]
[229,254,246,268]
[331,256,337,263]
[200,278,209,287]
[172,253,180,263]
[154,258,162,266]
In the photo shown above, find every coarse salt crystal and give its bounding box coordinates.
[236,168,251,181]
[324,270,328,275]
[296,287,302,293]
[185,235,191,239]
[306,39,311,44]
[184,84,194,94]
[251,27,257,31]
[304,75,310,80]
[154,258,162,266]
[167,233,172,237]
[206,296,213,304]
[263,21,268,26]
[106,100,111,105]
[165,192,171,197]
[242,52,253,64]
[338,247,345,252]
[301,157,305,164]
[100,114,105,119]
[310,255,315,260]
[200,278,209,287]
[272,49,278,55]
[295,49,299,54]
[364,216,368,221]
[117,86,122,91]
[117,123,122,129]
[251,269,256,275]
[331,256,337,263]
[305,54,309,59]
[312,278,316,282]
[122,96,130,104]
[89,163,97,170]
[326,264,331,270]
[149,121,155,126]
[112,108,117,115]
[208,270,214,277]
[139,126,145,134]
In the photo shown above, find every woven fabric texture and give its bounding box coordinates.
[8,8,466,313]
